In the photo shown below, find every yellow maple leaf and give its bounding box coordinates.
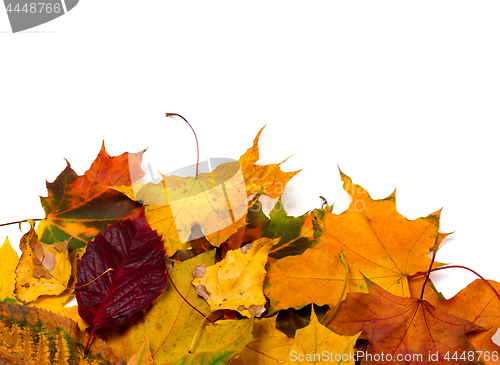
[287,307,360,365]
[191,237,279,317]
[14,220,72,304]
[232,315,294,365]
[0,237,19,302]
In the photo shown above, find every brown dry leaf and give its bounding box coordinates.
[15,220,71,304]
[327,277,486,365]
[191,237,279,317]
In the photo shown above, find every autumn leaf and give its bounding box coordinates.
[75,213,167,354]
[127,337,155,365]
[238,126,300,199]
[169,316,255,365]
[111,127,299,257]
[319,170,444,297]
[14,219,72,304]
[231,315,294,365]
[436,279,500,365]
[327,277,486,365]
[0,301,124,364]
[288,307,360,365]
[0,237,18,303]
[264,170,445,313]
[29,247,89,331]
[192,237,279,317]
[275,304,329,338]
[264,243,349,313]
[98,250,211,363]
[37,144,145,250]
[224,197,317,261]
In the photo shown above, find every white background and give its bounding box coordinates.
[1,1,499,320]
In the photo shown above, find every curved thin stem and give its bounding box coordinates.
[0,218,43,227]
[166,113,200,178]
[166,266,213,324]
[410,265,500,303]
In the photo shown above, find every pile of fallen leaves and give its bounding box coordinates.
[1,126,499,365]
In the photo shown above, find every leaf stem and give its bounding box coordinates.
[166,113,200,178]
[165,266,214,324]
[0,218,43,227]
[410,264,500,303]
[419,249,436,300]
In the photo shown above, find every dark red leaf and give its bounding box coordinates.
[76,212,167,354]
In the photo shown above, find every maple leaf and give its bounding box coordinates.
[111,127,299,257]
[264,170,445,313]
[37,144,145,250]
[436,279,500,365]
[0,301,124,364]
[75,213,167,354]
[327,277,486,365]
[0,237,18,303]
[288,307,360,365]
[318,170,444,297]
[275,304,330,338]
[14,219,72,304]
[231,315,294,365]
[168,316,255,365]
[192,237,279,317]
[238,126,301,199]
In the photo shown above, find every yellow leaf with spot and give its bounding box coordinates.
[15,220,72,304]
[0,237,19,302]
[191,237,279,317]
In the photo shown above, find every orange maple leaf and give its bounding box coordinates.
[264,170,445,313]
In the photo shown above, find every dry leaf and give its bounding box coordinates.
[15,220,71,304]
[0,301,124,364]
[191,237,279,317]
[287,307,360,365]
[327,277,485,365]
[231,315,294,365]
